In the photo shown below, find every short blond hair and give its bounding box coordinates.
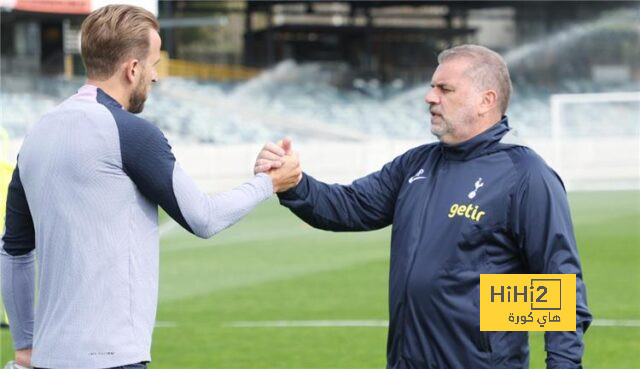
[438,44,512,115]
[81,5,159,80]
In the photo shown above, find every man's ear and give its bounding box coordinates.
[124,59,140,84]
[479,89,498,116]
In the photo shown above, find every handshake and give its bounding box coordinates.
[254,137,303,193]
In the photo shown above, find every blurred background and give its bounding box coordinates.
[1,0,639,190]
[0,1,639,368]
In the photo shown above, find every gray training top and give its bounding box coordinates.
[1,84,273,368]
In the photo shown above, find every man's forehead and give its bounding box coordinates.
[149,29,162,60]
[150,29,161,46]
[431,72,459,86]
[431,59,471,85]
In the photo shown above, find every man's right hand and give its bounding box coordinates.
[254,141,286,175]
[255,138,303,192]
[268,152,302,193]
[14,349,32,368]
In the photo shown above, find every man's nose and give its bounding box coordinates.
[425,88,438,105]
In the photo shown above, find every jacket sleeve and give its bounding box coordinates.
[1,165,36,350]
[277,154,407,231]
[112,111,273,239]
[511,155,592,369]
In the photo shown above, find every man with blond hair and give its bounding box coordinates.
[259,44,591,368]
[1,5,300,369]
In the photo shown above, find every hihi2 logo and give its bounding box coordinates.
[480,274,576,331]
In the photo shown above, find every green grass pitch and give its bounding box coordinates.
[1,191,638,368]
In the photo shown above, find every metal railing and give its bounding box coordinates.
[159,52,260,81]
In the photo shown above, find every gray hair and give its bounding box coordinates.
[438,44,512,115]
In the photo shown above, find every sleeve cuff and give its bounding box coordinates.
[277,173,309,201]
[254,172,275,198]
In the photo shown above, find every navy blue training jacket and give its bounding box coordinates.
[278,118,591,369]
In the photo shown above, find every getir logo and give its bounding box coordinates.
[448,203,485,221]
[448,177,486,221]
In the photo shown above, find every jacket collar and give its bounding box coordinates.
[95,87,124,109]
[78,84,123,109]
[439,116,510,161]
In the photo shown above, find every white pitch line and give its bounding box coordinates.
[592,319,640,327]
[225,320,388,328]
[159,220,178,238]
[223,319,640,328]
[155,321,178,328]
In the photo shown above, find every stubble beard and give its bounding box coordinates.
[128,78,149,114]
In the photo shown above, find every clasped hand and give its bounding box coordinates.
[254,138,302,193]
